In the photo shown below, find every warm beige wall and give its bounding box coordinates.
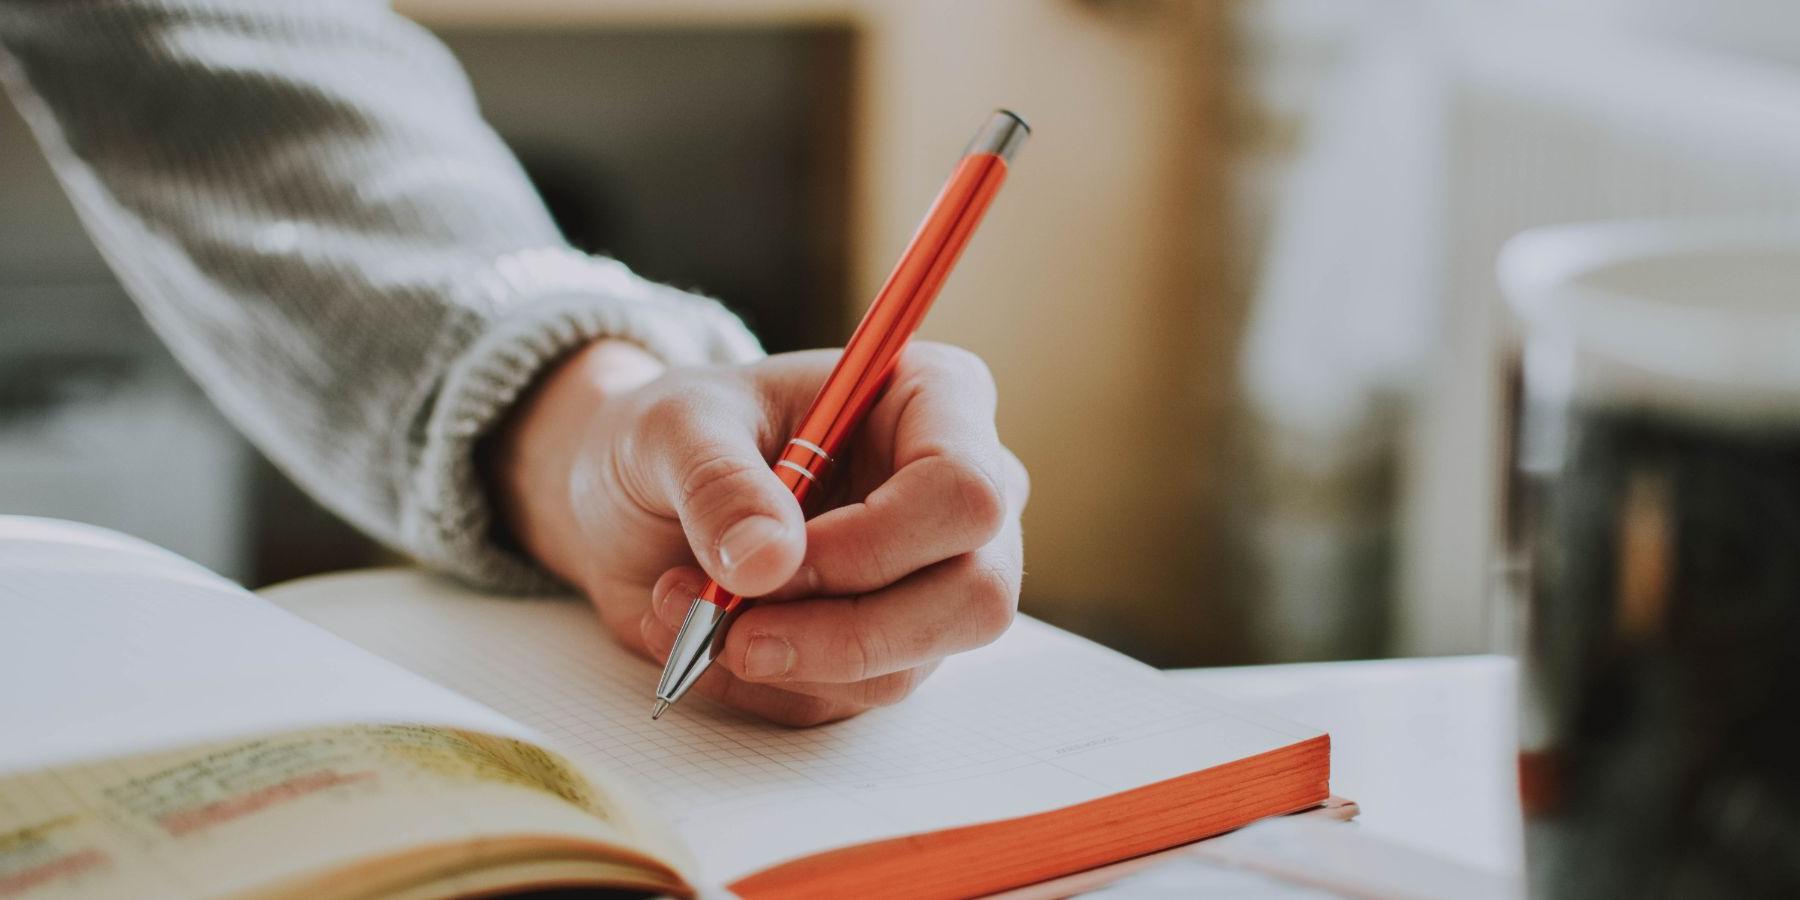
[849,3,1234,664]
[402,0,1236,663]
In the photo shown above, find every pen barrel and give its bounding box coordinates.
[787,150,1012,462]
[697,120,1023,612]
[774,438,831,507]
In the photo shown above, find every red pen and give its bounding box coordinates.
[652,109,1029,719]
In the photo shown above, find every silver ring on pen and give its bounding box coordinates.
[787,438,832,463]
[777,459,819,483]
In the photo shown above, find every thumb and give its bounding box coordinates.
[653,412,806,598]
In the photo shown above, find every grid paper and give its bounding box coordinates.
[270,571,1318,882]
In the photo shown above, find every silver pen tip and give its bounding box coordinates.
[651,699,671,721]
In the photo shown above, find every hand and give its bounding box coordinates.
[489,339,1029,725]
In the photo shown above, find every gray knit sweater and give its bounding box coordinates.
[0,0,764,589]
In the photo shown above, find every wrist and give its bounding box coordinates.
[564,338,669,398]
[485,339,666,580]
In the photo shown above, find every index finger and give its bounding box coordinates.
[776,343,1013,598]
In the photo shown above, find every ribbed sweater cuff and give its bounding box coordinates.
[402,248,765,593]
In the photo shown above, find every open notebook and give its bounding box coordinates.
[0,517,1330,898]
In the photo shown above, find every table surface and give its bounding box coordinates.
[1173,655,1524,876]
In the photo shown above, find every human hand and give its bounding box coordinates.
[489,339,1028,725]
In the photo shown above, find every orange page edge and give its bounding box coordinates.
[730,733,1331,900]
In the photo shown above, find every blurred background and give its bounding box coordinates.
[6,0,1800,667]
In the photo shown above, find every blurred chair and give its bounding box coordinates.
[1240,3,1800,659]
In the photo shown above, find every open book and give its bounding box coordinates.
[0,516,1330,899]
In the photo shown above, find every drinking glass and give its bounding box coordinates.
[1498,220,1800,898]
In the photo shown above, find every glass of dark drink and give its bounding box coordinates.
[1499,220,1800,899]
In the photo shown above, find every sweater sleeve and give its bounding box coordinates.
[0,0,764,590]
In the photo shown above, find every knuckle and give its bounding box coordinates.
[942,458,1008,539]
[777,694,848,728]
[833,607,883,683]
[860,667,927,707]
[1003,448,1031,507]
[963,559,1018,643]
[915,342,995,389]
[678,452,758,521]
[843,527,899,584]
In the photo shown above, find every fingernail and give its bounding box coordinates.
[718,515,786,574]
[795,565,821,596]
[655,583,692,624]
[640,612,672,656]
[774,564,821,599]
[744,633,795,679]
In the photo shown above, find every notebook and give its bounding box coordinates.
[0,516,1331,899]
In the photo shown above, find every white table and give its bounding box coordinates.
[1175,655,1523,876]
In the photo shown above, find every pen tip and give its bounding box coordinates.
[651,700,670,721]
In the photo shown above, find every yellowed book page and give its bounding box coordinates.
[0,725,689,900]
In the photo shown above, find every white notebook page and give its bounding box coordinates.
[0,518,532,779]
[268,569,1322,883]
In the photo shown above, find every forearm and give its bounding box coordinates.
[0,0,761,587]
